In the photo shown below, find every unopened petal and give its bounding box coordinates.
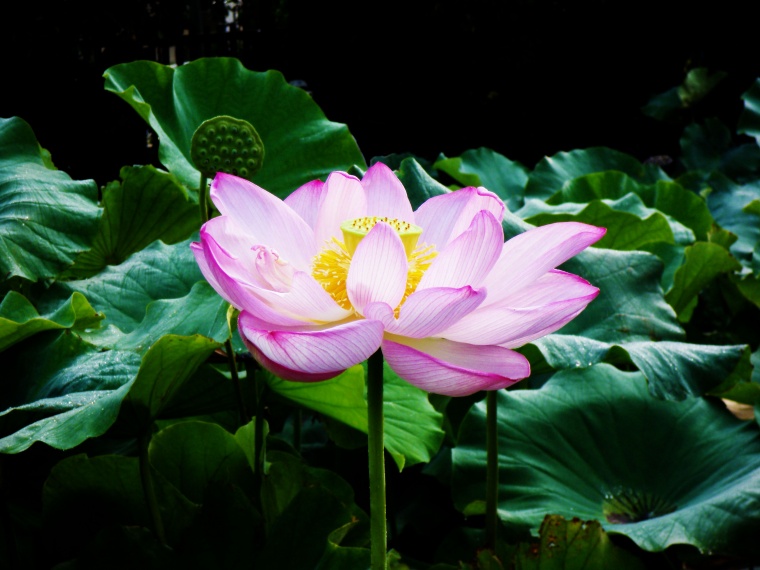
[382,336,530,397]
[199,229,351,323]
[414,187,505,249]
[284,179,325,231]
[361,162,415,222]
[418,210,503,290]
[209,172,316,269]
[314,171,367,247]
[193,231,259,307]
[238,311,384,380]
[482,221,606,305]
[253,271,355,323]
[193,236,319,325]
[346,222,408,314]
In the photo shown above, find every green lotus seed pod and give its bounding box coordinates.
[191,115,264,180]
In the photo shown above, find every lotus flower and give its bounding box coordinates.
[191,162,605,396]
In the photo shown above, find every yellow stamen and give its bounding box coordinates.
[312,237,353,310]
[312,217,436,314]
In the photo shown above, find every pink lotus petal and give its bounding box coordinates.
[418,210,503,289]
[193,231,258,306]
[202,224,296,293]
[497,307,588,348]
[199,230,351,323]
[238,311,384,380]
[198,226,270,289]
[495,269,595,306]
[482,221,606,305]
[381,336,530,397]
[361,162,415,222]
[284,179,326,231]
[347,222,408,314]
[314,171,367,247]
[193,236,304,325]
[441,286,600,346]
[381,286,486,338]
[253,271,355,323]
[414,187,505,249]
[361,301,396,329]
[209,173,316,269]
[191,241,224,297]
[199,216,258,269]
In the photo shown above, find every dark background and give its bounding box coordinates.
[2,0,758,187]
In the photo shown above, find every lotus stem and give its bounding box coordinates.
[225,339,249,425]
[139,431,166,545]
[485,389,499,548]
[367,349,387,570]
[199,174,209,223]
[247,360,266,502]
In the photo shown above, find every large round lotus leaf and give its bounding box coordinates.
[451,364,760,557]
[103,58,367,199]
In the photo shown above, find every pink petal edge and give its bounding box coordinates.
[238,311,385,380]
[381,336,530,397]
[361,162,415,222]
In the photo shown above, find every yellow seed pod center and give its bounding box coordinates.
[312,217,435,314]
[340,217,423,256]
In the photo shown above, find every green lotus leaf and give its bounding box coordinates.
[524,147,668,201]
[257,451,368,568]
[0,331,140,453]
[68,165,199,278]
[43,453,197,548]
[526,248,749,400]
[641,86,683,122]
[708,346,760,406]
[451,364,760,557]
[665,241,741,321]
[0,291,102,352]
[738,78,760,145]
[733,272,760,309]
[679,117,760,183]
[558,248,684,344]
[520,198,677,252]
[119,335,220,427]
[47,237,203,334]
[643,67,726,122]
[395,157,450,210]
[0,332,218,453]
[173,479,263,569]
[0,117,100,283]
[519,174,726,302]
[522,171,712,242]
[155,363,247,422]
[149,420,255,504]
[678,68,727,107]
[514,515,645,570]
[433,147,528,212]
[698,172,760,265]
[103,58,367,198]
[264,362,444,471]
[315,521,371,570]
[113,281,229,353]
